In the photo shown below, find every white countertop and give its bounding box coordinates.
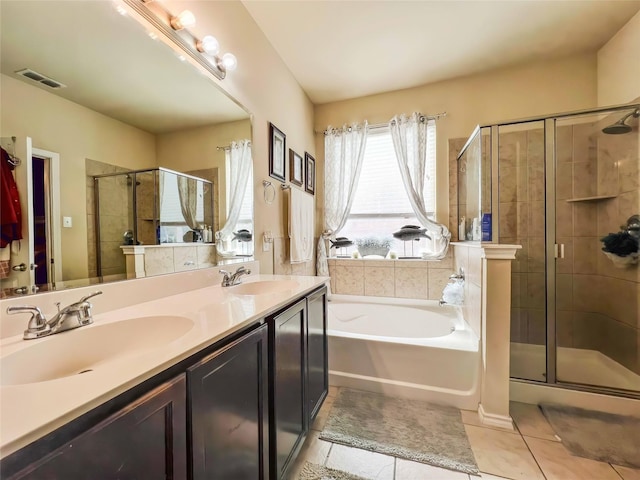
[0,274,328,458]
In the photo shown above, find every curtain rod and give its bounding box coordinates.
[315,111,447,135]
[216,140,252,151]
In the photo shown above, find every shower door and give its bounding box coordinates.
[500,121,548,383]
[552,108,640,393]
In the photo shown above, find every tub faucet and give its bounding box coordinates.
[439,268,464,306]
[219,266,251,287]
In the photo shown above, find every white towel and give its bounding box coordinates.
[289,187,314,263]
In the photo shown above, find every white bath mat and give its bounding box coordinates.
[319,388,479,476]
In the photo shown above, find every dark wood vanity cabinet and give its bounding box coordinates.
[269,286,329,480]
[269,298,307,480]
[188,323,269,480]
[306,287,329,422]
[10,375,187,480]
[3,286,328,480]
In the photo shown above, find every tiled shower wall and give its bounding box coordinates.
[450,119,640,375]
[86,159,130,278]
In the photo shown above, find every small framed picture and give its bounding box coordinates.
[289,149,303,187]
[305,152,315,195]
[269,122,286,182]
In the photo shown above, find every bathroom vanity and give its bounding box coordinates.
[0,275,328,480]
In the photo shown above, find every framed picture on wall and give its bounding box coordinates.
[305,152,315,195]
[289,149,303,187]
[269,122,286,182]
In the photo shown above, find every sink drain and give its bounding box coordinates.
[77,369,93,375]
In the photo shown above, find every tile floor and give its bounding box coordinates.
[288,387,640,480]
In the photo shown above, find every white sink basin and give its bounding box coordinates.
[228,280,299,296]
[1,316,194,386]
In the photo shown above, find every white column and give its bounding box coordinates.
[478,244,521,430]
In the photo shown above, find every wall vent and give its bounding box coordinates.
[15,68,66,89]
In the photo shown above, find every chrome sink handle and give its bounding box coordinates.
[219,269,232,287]
[219,267,251,287]
[6,305,52,340]
[49,290,103,334]
[78,291,103,304]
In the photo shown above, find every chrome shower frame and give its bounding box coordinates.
[457,101,640,400]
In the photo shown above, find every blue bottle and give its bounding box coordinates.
[481,214,492,241]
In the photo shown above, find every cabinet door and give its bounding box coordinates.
[307,287,328,421]
[189,324,269,480]
[13,375,187,480]
[270,299,306,480]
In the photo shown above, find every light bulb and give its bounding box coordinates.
[196,35,219,56]
[170,10,196,30]
[221,53,237,71]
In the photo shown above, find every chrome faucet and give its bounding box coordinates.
[6,291,103,340]
[219,266,251,287]
[5,306,51,339]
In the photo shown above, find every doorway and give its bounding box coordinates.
[31,148,61,287]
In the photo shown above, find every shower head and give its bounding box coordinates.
[602,108,639,135]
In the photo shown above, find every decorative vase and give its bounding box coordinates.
[602,251,639,268]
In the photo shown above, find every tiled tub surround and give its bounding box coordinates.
[121,243,216,278]
[326,250,454,301]
[0,264,328,457]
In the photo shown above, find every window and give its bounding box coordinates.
[226,149,254,255]
[159,171,207,243]
[339,126,436,257]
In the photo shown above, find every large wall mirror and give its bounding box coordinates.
[0,0,254,298]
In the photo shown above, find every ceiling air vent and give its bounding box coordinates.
[15,68,66,89]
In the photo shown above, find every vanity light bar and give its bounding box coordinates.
[121,0,237,80]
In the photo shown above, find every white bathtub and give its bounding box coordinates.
[328,295,480,409]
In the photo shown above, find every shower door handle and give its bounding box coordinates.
[554,244,565,259]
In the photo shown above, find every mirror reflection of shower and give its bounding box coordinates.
[92,167,214,277]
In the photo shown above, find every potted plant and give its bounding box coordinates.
[355,236,392,258]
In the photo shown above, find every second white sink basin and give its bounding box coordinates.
[1,316,194,386]
[228,280,299,296]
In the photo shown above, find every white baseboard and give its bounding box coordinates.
[478,404,515,430]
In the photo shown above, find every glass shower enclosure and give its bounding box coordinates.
[92,167,214,277]
[457,103,640,398]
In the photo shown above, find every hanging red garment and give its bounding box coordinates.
[1,147,23,248]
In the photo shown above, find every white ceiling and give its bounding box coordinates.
[242,0,640,105]
[0,1,248,134]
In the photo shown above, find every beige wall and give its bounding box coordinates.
[314,53,598,232]
[168,1,317,274]
[156,119,252,229]
[597,11,640,107]
[0,74,156,281]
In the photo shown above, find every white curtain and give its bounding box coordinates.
[389,113,450,259]
[216,140,252,251]
[316,122,368,275]
[177,176,199,230]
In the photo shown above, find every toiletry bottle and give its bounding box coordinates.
[481,213,492,241]
[207,226,213,243]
